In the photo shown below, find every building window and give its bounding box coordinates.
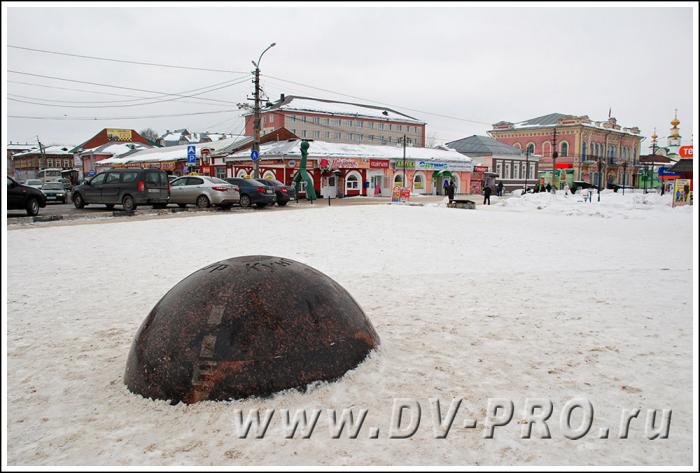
[335,119,342,126]
[291,115,297,122]
[368,122,374,129]
[292,128,297,135]
[346,174,359,190]
[335,132,341,139]
[413,173,423,190]
[381,136,386,143]
[394,174,404,187]
[302,130,307,138]
[314,117,320,124]
[313,131,320,139]
[47,159,53,167]
[513,162,519,179]
[323,118,329,125]
[560,142,569,157]
[505,162,511,178]
[369,135,374,141]
[344,120,352,126]
[582,142,587,160]
[268,114,274,124]
[359,134,363,141]
[379,123,385,130]
[388,137,392,143]
[526,143,536,155]
[301,116,307,123]
[530,162,536,178]
[397,125,402,131]
[325,131,331,139]
[349,133,354,141]
[496,162,503,178]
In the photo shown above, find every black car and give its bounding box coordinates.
[570,180,596,194]
[224,178,276,208]
[255,178,296,206]
[7,176,47,216]
[72,168,170,211]
[40,182,69,204]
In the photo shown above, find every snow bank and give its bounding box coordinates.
[6,203,694,466]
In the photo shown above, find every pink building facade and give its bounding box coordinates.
[490,113,643,189]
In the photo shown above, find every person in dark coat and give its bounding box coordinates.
[497,181,504,197]
[446,180,455,203]
[483,185,492,205]
[545,183,552,193]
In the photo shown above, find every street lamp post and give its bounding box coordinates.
[622,161,627,196]
[251,42,276,179]
[524,147,529,192]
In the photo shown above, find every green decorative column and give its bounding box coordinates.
[293,140,317,201]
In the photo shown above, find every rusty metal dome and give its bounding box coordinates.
[124,255,379,404]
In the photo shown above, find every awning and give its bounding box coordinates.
[432,170,453,178]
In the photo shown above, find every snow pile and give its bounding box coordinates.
[499,190,688,218]
[6,204,694,466]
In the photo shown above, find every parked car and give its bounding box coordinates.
[255,178,296,206]
[6,176,47,216]
[40,182,69,204]
[71,168,170,211]
[168,175,180,183]
[25,179,44,189]
[224,178,276,208]
[169,176,240,209]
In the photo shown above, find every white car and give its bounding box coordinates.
[25,179,44,189]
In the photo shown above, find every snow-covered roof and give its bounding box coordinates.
[446,135,522,156]
[493,113,642,137]
[13,145,74,157]
[7,143,35,151]
[226,139,471,164]
[259,95,425,124]
[98,136,249,165]
[80,142,153,157]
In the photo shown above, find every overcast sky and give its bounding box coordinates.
[4,4,695,151]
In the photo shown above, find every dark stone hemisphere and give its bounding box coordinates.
[124,256,380,404]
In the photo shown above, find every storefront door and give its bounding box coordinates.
[322,176,337,198]
[368,171,384,197]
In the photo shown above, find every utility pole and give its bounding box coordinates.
[402,133,407,188]
[524,147,529,192]
[36,136,46,178]
[250,43,276,179]
[551,127,558,192]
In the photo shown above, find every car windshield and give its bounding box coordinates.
[43,183,64,190]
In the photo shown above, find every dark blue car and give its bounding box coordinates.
[224,178,276,208]
[255,178,296,206]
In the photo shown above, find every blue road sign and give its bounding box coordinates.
[187,145,197,165]
[183,166,189,174]
[251,149,260,161]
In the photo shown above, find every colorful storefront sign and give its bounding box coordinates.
[393,160,473,172]
[369,159,390,168]
[672,179,692,207]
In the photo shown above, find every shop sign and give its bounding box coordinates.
[658,167,680,178]
[287,160,297,167]
[672,179,691,207]
[679,146,693,158]
[160,161,177,171]
[474,166,489,173]
[329,158,365,169]
[106,129,132,141]
[393,160,415,169]
[369,159,390,169]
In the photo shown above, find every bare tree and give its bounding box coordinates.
[139,128,159,143]
[426,132,438,148]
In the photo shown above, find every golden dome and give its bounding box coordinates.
[651,129,658,141]
[671,109,680,127]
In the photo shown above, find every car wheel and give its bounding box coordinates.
[178,203,187,208]
[105,204,115,209]
[240,194,251,208]
[122,195,137,211]
[26,198,40,216]
[196,195,210,208]
[277,201,288,207]
[73,193,85,209]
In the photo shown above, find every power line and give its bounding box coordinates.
[8,44,249,74]
[8,70,248,105]
[260,74,493,126]
[7,77,244,104]
[7,76,251,109]
[9,109,238,121]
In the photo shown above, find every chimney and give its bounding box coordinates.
[280,93,285,102]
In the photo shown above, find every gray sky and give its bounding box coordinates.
[5,5,695,151]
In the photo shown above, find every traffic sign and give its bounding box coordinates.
[183,166,189,174]
[251,149,260,161]
[187,145,197,165]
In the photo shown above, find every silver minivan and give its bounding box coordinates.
[169,176,240,208]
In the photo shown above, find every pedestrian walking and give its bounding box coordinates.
[545,183,551,193]
[483,185,492,205]
[497,181,504,197]
[446,180,455,203]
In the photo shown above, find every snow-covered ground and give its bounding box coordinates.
[5,192,695,466]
